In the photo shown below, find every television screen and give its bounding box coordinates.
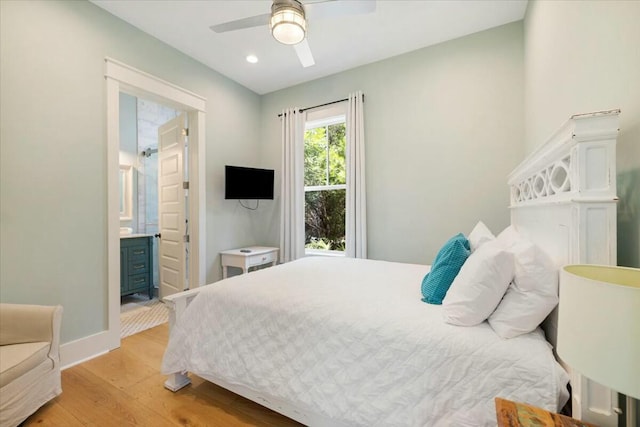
[225,165,274,200]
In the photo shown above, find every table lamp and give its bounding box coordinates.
[558,265,640,426]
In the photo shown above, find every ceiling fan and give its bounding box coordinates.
[210,0,376,68]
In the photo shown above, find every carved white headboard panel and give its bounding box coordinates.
[510,110,620,271]
[510,109,619,207]
[508,109,620,426]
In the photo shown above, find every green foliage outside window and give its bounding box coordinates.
[304,122,346,251]
[305,190,346,251]
[304,124,346,186]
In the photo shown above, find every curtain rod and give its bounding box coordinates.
[277,94,365,117]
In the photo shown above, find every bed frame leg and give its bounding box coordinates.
[164,372,191,392]
[162,289,202,392]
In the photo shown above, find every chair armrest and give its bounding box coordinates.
[0,304,63,354]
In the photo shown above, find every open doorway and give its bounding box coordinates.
[118,94,186,337]
[104,57,206,353]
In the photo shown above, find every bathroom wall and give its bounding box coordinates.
[119,92,138,231]
[136,98,178,235]
[136,98,179,287]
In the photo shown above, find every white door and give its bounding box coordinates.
[158,113,187,298]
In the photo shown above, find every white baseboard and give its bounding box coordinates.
[60,330,115,369]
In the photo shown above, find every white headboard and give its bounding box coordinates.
[508,109,620,425]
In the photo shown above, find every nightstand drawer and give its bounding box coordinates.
[248,250,276,267]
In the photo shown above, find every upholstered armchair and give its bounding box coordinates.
[0,303,63,427]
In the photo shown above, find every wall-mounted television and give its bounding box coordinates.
[225,165,274,200]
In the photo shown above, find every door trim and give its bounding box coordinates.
[104,57,206,352]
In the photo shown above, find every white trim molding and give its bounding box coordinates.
[104,57,206,112]
[60,331,110,369]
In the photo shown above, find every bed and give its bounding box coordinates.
[161,109,621,427]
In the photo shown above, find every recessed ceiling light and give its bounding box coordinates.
[246,55,258,64]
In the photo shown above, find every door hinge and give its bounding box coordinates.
[183,181,189,190]
[183,235,190,243]
[182,128,189,137]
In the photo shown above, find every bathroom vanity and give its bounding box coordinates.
[120,235,154,299]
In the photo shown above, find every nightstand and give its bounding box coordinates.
[220,246,279,278]
[495,398,598,427]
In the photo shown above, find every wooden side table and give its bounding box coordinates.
[220,246,279,278]
[495,398,598,427]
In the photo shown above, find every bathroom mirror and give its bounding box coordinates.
[119,164,133,221]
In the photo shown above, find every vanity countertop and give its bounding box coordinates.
[120,233,154,239]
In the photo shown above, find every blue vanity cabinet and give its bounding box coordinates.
[120,236,154,299]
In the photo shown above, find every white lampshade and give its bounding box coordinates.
[270,1,306,45]
[558,265,640,399]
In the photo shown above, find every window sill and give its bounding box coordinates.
[305,249,346,258]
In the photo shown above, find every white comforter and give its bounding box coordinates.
[162,257,568,427]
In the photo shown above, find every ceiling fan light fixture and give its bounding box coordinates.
[270,0,306,45]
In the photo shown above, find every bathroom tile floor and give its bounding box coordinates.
[121,292,168,338]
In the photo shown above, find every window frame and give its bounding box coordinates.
[303,106,347,256]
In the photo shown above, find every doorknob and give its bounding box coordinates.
[154,233,161,238]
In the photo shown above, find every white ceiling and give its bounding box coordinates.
[91,0,528,95]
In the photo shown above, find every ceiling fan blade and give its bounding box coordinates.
[305,0,376,20]
[294,39,315,68]
[210,13,271,33]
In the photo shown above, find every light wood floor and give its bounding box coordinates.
[23,324,303,427]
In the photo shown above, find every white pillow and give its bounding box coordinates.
[468,221,495,252]
[496,225,521,250]
[442,239,514,326]
[488,230,558,339]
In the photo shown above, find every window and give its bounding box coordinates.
[304,115,346,254]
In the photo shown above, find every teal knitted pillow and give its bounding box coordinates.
[422,233,471,305]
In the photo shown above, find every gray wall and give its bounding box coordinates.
[524,0,640,268]
[259,22,524,264]
[0,0,262,343]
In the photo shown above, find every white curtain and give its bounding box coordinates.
[279,108,306,263]
[345,91,367,259]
